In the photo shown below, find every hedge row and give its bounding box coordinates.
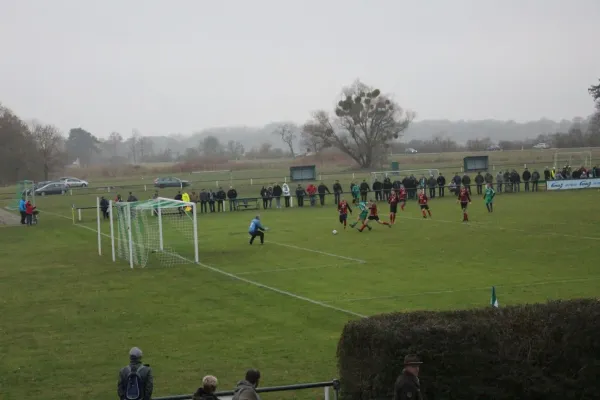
[337,299,600,400]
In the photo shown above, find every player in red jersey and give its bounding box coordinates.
[457,185,472,222]
[358,199,391,232]
[398,186,407,211]
[337,198,353,230]
[417,189,432,218]
[388,191,399,224]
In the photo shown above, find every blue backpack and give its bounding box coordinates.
[124,365,146,400]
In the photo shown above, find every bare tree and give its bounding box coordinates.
[107,132,123,156]
[127,130,140,164]
[303,80,414,168]
[138,136,154,161]
[30,122,64,180]
[272,123,297,158]
[227,140,245,159]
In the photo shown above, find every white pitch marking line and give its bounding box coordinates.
[237,262,360,275]
[43,210,367,319]
[327,276,600,303]
[269,241,367,263]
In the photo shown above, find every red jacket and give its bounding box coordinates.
[25,202,36,215]
[306,184,317,195]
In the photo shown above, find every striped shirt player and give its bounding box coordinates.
[457,186,472,222]
[366,200,391,229]
[417,190,432,219]
[337,199,353,229]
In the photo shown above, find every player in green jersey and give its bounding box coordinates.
[349,200,371,231]
[484,183,496,212]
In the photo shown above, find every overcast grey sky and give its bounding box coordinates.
[1,0,599,138]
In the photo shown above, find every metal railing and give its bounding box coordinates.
[153,379,340,400]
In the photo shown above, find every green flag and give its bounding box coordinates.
[491,286,499,308]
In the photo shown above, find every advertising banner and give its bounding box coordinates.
[546,178,600,191]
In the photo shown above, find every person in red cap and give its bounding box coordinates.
[393,354,423,400]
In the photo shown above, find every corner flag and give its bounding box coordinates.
[491,286,499,308]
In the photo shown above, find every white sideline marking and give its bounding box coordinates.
[42,210,366,319]
[327,276,600,303]
[269,241,366,263]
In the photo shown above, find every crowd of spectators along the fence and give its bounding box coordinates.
[176,165,599,212]
[118,347,264,400]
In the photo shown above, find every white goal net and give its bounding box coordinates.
[553,151,592,170]
[112,197,198,268]
[371,169,440,185]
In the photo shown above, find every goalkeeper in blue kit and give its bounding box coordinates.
[248,215,267,245]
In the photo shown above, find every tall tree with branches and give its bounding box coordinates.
[303,80,414,168]
[272,123,297,158]
[31,122,64,180]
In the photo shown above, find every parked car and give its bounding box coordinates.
[58,177,89,187]
[34,182,69,196]
[533,143,550,149]
[487,145,502,151]
[154,177,190,188]
[405,148,418,154]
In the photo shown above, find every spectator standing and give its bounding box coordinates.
[531,170,540,191]
[511,170,520,192]
[484,172,494,188]
[266,184,274,208]
[190,191,199,203]
[216,187,226,212]
[193,375,220,400]
[19,195,27,224]
[25,201,36,226]
[208,189,216,212]
[272,183,282,209]
[127,192,138,202]
[359,179,370,202]
[260,186,268,209]
[232,369,261,400]
[427,175,437,198]
[295,184,306,207]
[372,178,383,201]
[436,173,446,197]
[474,171,484,195]
[227,186,238,211]
[100,196,109,220]
[350,182,360,203]
[461,173,471,194]
[199,189,208,213]
[118,347,153,400]
[496,171,503,192]
[317,182,330,206]
[282,182,291,207]
[544,166,551,181]
[503,170,511,192]
[306,183,317,206]
[383,177,393,200]
[452,173,462,194]
[115,194,123,203]
[393,355,423,400]
[333,180,343,204]
[522,168,531,191]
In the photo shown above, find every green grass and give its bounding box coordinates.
[1,188,600,399]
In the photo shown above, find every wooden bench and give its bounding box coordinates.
[234,197,261,211]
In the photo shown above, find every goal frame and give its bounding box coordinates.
[8,180,35,210]
[106,196,199,269]
[553,151,592,170]
[370,169,440,185]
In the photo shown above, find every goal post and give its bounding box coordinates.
[111,197,199,268]
[370,169,440,185]
[553,151,592,170]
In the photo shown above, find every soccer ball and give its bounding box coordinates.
[332,229,338,235]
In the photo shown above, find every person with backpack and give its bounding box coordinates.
[118,347,153,400]
[232,369,261,400]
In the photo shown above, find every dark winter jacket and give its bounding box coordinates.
[474,173,484,184]
[522,170,531,182]
[333,182,343,193]
[544,169,551,180]
[272,184,282,197]
[232,380,260,400]
[100,198,109,210]
[383,178,393,192]
[462,175,471,185]
[193,388,220,400]
[217,189,226,200]
[427,176,437,188]
[118,362,153,400]
[227,188,238,199]
[484,173,493,183]
[532,171,540,182]
[200,191,209,202]
[359,181,370,193]
[437,175,446,187]
[208,191,215,202]
[453,174,462,185]
[295,187,306,197]
[260,187,267,198]
[318,184,330,194]
[372,180,383,191]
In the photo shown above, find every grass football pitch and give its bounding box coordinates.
[1,189,599,399]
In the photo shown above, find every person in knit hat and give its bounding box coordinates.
[117,347,154,400]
